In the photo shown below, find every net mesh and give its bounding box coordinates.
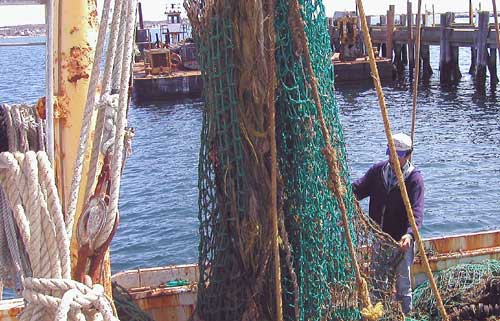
[185,1,500,320]
[186,0,405,320]
[410,260,500,321]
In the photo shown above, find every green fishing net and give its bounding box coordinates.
[410,260,500,321]
[185,0,405,320]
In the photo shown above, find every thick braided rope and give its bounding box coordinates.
[23,277,118,321]
[0,152,71,281]
[15,153,43,277]
[0,196,15,287]
[106,0,137,243]
[0,153,31,258]
[1,190,24,277]
[37,152,71,279]
[85,0,125,202]
[65,0,115,240]
[356,0,449,320]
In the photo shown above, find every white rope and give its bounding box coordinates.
[1,190,25,278]
[65,0,115,240]
[38,152,71,279]
[0,152,71,281]
[22,277,118,321]
[100,95,119,155]
[107,0,137,231]
[45,0,55,165]
[84,93,119,201]
[112,0,129,93]
[84,0,125,203]
[102,0,125,94]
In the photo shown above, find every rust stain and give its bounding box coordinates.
[70,26,80,34]
[36,96,65,120]
[87,0,98,28]
[36,97,46,119]
[88,9,98,28]
[62,46,92,85]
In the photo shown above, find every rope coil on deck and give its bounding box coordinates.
[22,277,118,321]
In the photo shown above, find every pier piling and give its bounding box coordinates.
[386,5,395,60]
[487,48,499,84]
[421,44,433,78]
[476,11,489,88]
[407,1,415,72]
[440,13,461,83]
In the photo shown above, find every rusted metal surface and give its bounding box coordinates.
[112,264,198,321]
[62,46,92,84]
[0,299,23,321]
[413,230,500,286]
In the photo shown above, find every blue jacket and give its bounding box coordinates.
[352,160,424,241]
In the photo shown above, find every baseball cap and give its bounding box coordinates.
[386,132,413,157]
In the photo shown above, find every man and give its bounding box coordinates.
[352,132,424,314]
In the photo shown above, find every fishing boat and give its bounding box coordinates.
[0,0,499,321]
[132,1,202,101]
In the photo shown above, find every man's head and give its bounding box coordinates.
[386,132,413,166]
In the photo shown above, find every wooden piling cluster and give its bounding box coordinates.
[328,2,500,87]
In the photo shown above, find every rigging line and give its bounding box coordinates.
[411,0,422,153]
[288,0,382,319]
[65,0,114,239]
[266,0,283,320]
[45,0,55,165]
[355,0,450,320]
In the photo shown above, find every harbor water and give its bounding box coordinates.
[0,36,499,275]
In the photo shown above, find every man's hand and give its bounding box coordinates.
[399,234,413,251]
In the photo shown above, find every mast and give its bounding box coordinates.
[52,0,99,278]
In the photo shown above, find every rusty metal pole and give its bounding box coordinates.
[52,0,99,280]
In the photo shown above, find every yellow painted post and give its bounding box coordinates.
[52,0,99,276]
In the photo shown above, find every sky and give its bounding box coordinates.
[0,0,496,27]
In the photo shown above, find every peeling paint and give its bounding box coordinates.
[70,26,80,34]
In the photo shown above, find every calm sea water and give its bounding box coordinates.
[0,36,499,275]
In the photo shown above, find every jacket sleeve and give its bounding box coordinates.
[406,172,424,237]
[352,164,375,200]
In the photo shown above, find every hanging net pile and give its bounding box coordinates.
[410,260,500,321]
[185,0,407,320]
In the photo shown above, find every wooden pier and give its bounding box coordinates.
[329,5,500,89]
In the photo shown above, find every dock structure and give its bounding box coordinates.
[329,4,500,88]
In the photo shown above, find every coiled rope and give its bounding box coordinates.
[0,0,137,319]
[22,277,118,321]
